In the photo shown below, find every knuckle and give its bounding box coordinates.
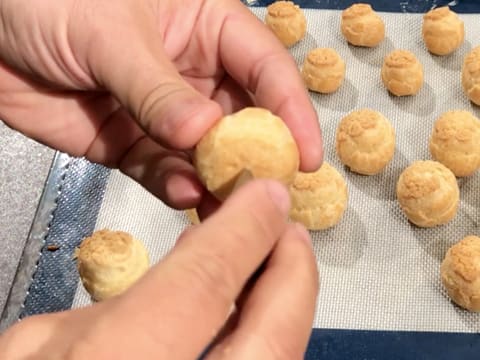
[247,50,287,92]
[137,82,185,133]
[181,246,239,306]
[244,211,278,248]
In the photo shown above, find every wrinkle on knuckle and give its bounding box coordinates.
[245,211,278,249]
[247,51,289,94]
[180,247,238,306]
[136,82,185,133]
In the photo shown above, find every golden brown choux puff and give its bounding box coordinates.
[194,107,299,201]
[422,7,464,56]
[75,229,150,301]
[265,1,306,47]
[396,161,459,228]
[289,162,348,230]
[341,3,385,47]
[462,46,480,106]
[441,235,480,312]
[381,50,423,96]
[336,109,395,175]
[302,48,346,94]
[429,110,480,177]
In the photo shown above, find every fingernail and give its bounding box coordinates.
[265,180,291,214]
[300,146,324,173]
[294,222,313,247]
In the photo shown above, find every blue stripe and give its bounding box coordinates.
[250,0,480,13]
[20,158,110,317]
[306,328,480,359]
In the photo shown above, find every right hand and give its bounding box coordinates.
[0,180,319,359]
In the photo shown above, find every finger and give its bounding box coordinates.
[110,179,291,359]
[211,75,255,114]
[211,1,323,171]
[118,136,204,209]
[207,223,319,360]
[0,312,68,358]
[196,191,222,220]
[87,9,223,150]
[0,60,123,158]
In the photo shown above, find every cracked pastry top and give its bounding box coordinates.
[302,48,346,94]
[462,46,480,106]
[341,3,385,47]
[429,110,480,177]
[381,50,424,96]
[441,235,480,312]
[75,229,150,301]
[265,1,306,47]
[396,160,459,228]
[289,162,348,230]
[194,107,299,201]
[336,109,395,175]
[422,6,464,56]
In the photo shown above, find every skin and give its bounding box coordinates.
[0,0,323,358]
[0,181,319,359]
[0,0,323,212]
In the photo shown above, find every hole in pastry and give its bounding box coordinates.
[430,40,472,71]
[309,79,359,112]
[388,82,436,117]
[311,208,366,268]
[412,207,478,263]
[347,37,395,68]
[345,148,410,201]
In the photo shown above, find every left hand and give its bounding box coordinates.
[0,0,323,213]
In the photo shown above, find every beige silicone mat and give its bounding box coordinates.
[72,8,480,333]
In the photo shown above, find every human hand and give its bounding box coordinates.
[0,180,318,359]
[0,0,323,212]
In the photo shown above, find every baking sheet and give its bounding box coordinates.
[68,8,480,334]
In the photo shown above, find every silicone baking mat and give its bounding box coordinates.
[3,3,480,359]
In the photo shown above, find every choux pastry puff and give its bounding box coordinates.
[429,110,480,177]
[441,235,480,312]
[289,162,348,230]
[462,46,480,106]
[396,160,459,228]
[302,48,346,94]
[265,1,306,47]
[75,229,150,301]
[341,3,385,47]
[194,107,299,201]
[422,6,464,56]
[381,50,423,96]
[336,109,395,175]
[185,209,200,225]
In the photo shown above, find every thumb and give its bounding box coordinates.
[89,13,223,150]
[106,180,291,359]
